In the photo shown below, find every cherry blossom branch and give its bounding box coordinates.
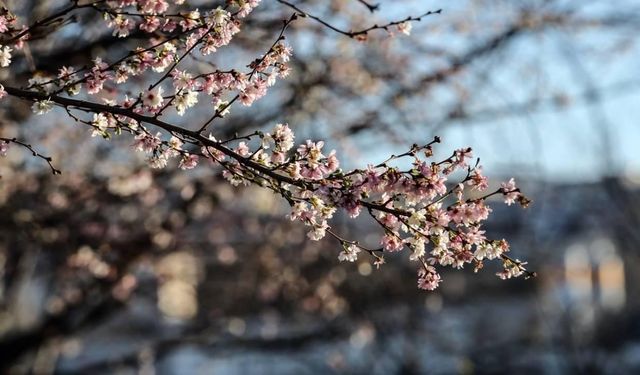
[4,83,534,288]
[3,86,302,185]
[197,14,298,133]
[0,1,534,292]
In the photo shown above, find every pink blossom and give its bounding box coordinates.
[179,154,199,170]
[417,266,441,290]
[496,259,526,279]
[380,213,399,229]
[236,0,261,18]
[301,165,325,180]
[454,147,473,167]
[288,202,311,221]
[323,150,340,175]
[133,132,161,153]
[0,16,9,33]
[451,248,474,269]
[147,153,168,169]
[501,178,520,205]
[362,165,386,192]
[397,22,412,36]
[84,59,111,95]
[433,208,451,227]
[286,162,302,179]
[143,86,164,109]
[0,140,9,156]
[468,166,489,191]
[239,78,268,106]
[338,244,360,262]
[179,9,200,31]
[140,16,160,33]
[464,227,486,245]
[341,196,361,218]
[307,220,328,241]
[297,140,325,166]
[139,0,169,14]
[270,151,286,164]
[108,15,134,38]
[162,19,177,32]
[235,142,250,156]
[272,123,294,152]
[381,233,403,252]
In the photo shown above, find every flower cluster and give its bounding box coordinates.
[268,138,532,289]
[14,1,273,122]
[100,116,532,290]
[0,0,532,291]
[102,1,259,38]
[24,17,289,125]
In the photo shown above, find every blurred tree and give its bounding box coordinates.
[0,0,638,373]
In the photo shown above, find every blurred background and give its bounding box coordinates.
[1,0,640,373]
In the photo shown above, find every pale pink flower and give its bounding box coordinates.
[454,147,473,168]
[271,151,286,164]
[235,142,250,156]
[0,45,12,67]
[272,123,294,152]
[381,233,403,252]
[338,244,360,262]
[108,15,134,38]
[286,162,302,179]
[451,248,474,269]
[380,213,399,229]
[179,9,200,31]
[417,266,441,290]
[496,259,526,279]
[307,219,328,241]
[140,16,160,33]
[323,150,340,175]
[288,202,311,221]
[239,78,268,106]
[179,154,199,170]
[147,153,168,169]
[501,178,520,205]
[143,86,164,109]
[0,16,9,33]
[162,19,177,32]
[297,140,325,167]
[133,132,161,153]
[0,140,9,156]
[464,227,486,245]
[236,0,261,18]
[397,22,412,35]
[139,0,169,14]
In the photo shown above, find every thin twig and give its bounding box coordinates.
[276,0,440,39]
[0,137,61,174]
